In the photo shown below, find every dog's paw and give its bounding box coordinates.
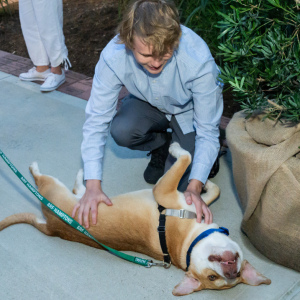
[169,142,191,159]
[29,162,41,176]
[73,169,85,197]
[75,169,84,183]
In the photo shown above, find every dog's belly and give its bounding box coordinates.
[43,188,164,260]
[93,189,163,256]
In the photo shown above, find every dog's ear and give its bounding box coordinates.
[172,273,202,296]
[240,260,271,286]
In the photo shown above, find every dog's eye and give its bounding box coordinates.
[208,275,217,281]
[237,272,241,277]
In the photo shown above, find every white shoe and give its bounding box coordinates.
[19,67,51,81]
[40,71,65,92]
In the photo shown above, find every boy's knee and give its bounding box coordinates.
[111,115,145,147]
[110,121,133,147]
[111,117,152,148]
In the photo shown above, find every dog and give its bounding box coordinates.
[0,142,271,295]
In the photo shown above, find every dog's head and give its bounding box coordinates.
[173,231,271,296]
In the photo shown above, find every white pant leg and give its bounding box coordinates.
[32,0,69,68]
[19,0,50,66]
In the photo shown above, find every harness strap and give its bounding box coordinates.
[165,208,196,219]
[186,227,229,270]
[157,205,171,267]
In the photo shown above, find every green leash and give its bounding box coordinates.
[0,149,163,268]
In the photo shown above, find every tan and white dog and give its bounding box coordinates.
[0,143,271,295]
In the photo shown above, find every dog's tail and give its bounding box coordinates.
[0,213,52,235]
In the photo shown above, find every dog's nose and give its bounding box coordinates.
[224,270,238,279]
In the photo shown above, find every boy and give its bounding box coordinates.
[72,0,223,228]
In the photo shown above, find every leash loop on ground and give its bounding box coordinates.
[0,149,166,269]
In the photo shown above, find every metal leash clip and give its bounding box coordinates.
[146,260,172,269]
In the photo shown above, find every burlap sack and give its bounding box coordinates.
[226,111,300,272]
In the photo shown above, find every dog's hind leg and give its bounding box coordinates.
[72,169,86,200]
[153,142,191,209]
[0,213,53,235]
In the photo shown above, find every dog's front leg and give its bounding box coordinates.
[153,143,220,209]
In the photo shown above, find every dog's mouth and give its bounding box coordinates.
[221,259,236,265]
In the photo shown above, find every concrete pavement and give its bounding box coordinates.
[0,71,299,300]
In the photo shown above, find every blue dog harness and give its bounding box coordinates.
[186,227,229,270]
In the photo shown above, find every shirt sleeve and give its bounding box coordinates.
[189,60,223,184]
[81,54,123,181]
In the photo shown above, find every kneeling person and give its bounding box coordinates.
[73,0,223,228]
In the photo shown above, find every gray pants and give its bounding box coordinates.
[110,95,195,191]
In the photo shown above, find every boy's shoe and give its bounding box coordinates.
[40,71,65,92]
[208,149,227,179]
[208,155,220,179]
[144,133,171,184]
[19,67,51,81]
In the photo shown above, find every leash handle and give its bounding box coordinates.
[0,149,152,267]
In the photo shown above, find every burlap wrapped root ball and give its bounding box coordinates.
[226,111,300,272]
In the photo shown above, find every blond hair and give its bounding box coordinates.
[117,0,181,57]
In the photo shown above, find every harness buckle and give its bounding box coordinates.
[157,225,165,232]
[179,209,185,218]
[165,208,197,219]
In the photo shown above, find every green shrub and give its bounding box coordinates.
[217,0,300,123]
[175,0,221,56]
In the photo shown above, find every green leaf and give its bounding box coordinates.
[216,11,237,24]
[266,0,281,8]
[217,27,231,39]
[240,77,245,89]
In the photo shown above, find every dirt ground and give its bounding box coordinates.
[0,0,239,118]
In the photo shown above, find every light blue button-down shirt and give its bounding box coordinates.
[82,25,223,185]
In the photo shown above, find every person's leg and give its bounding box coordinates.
[19,0,50,66]
[165,116,196,192]
[111,95,171,184]
[32,0,68,91]
[33,0,68,69]
[19,0,50,81]
[111,95,170,151]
